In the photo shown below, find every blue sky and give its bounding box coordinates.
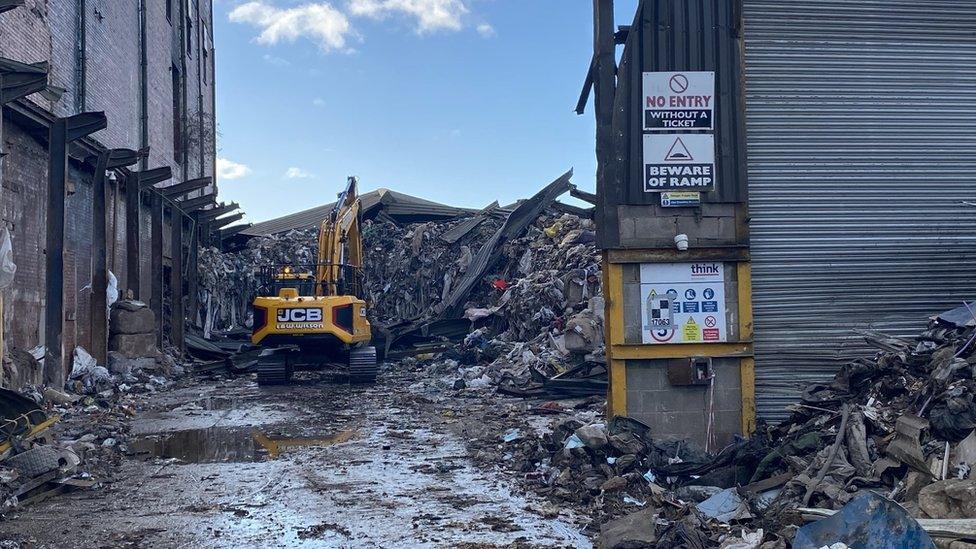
[214,0,638,223]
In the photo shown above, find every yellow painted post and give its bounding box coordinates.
[609,359,627,417]
[604,256,627,417]
[736,262,755,435]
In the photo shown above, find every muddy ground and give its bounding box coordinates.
[0,362,592,548]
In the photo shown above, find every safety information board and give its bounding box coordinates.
[643,134,715,192]
[640,262,727,345]
[661,191,701,208]
[642,72,714,131]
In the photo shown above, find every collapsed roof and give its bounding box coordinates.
[240,188,478,237]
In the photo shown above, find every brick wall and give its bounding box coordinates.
[0,122,46,350]
[0,0,216,373]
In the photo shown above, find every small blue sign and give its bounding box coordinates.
[684,288,697,301]
[703,288,715,300]
[682,302,700,313]
[666,288,678,299]
[702,301,718,312]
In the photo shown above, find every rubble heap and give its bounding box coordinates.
[0,300,186,513]
[467,303,976,547]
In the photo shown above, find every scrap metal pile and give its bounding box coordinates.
[469,303,976,548]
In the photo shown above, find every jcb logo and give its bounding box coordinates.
[277,308,323,322]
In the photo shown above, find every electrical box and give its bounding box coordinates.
[667,357,713,386]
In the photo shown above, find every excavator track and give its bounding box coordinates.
[348,345,378,384]
[256,348,295,386]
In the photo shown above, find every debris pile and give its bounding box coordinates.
[0,300,187,512]
[194,171,605,393]
[469,303,976,547]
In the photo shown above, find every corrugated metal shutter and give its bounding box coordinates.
[743,0,976,422]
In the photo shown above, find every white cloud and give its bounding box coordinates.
[263,53,291,66]
[216,157,251,180]
[348,0,468,34]
[312,97,326,107]
[285,167,314,179]
[476,23,494,37]
[229,2,353,52]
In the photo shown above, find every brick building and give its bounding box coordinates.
[0,0,221,387]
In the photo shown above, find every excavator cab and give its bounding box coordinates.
[250,177,377,385]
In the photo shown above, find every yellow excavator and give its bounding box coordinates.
[250,176,377,385]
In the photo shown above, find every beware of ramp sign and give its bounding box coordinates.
[643,134,715,192]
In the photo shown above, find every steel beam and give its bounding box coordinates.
[187,220,199,327]
[44,112,105,388]
[91,149,141,363]
[170,213,184,352]
[220,223,252,238]
[211,212,244,230]
[158,176,211,199]
[137,166,172,188]
[150,192,163,348]
[177,193,215,213]
[128,163,171,299]
[196,202,238,221]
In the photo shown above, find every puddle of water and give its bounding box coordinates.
[129,426,267,463]
[198,396,245,410]
[129,427,359,463]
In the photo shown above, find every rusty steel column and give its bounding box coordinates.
[125,173,141,298]
[170,211,184,351]
[150,192,164,348]
[91,149,140,363]
[44,112,105,386]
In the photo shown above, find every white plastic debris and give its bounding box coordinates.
[564,434,584,450]
[69,346,113,393]
[0,228,15,290]
[622,496,646,507]
[502,429,521,443]
[643,470,656,483]
[107,270,119,308]
[720,529,764,549]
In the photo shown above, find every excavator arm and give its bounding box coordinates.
[316,176,363,297]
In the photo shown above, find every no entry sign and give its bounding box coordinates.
[643,134,715,191]
[642,71,715,131]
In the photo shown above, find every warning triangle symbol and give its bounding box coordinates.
[665,137,694,162]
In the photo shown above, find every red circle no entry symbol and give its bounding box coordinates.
[669,74,689,94]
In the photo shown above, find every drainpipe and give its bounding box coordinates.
[139,0,148,169]
[74,0,86,112]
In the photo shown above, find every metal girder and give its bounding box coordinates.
[178,193,216,212]
[196,202,239,221]
[220,223,253,238]
[158,176,212,198]
[65,111,106,142]
[0,58,48,104]
[212,212,244,229]
[570,187,598,206]
[138,166,173,188]
[44,112,105,389]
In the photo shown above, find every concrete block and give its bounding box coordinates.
[633,216,676,240]
[109,333,157,359]
[109,305,156,335]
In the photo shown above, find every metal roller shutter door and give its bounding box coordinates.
[742,0,976,422]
